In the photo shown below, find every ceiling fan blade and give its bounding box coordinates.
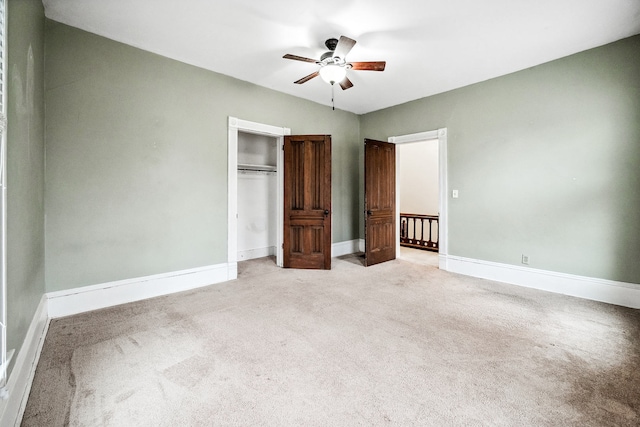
[350,61,386,71]
[283,54,318,63]
[333,36,356,59]
[339,76,354,90]
[294,71,319,84]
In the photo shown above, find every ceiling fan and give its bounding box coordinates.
[283,36,386,90]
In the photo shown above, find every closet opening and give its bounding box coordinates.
[237,132,278,264]
[227,117,290,279]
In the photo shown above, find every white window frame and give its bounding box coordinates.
[0,0,8,389]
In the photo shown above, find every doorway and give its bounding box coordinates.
[398,138,439,265]
[388,129,448,270]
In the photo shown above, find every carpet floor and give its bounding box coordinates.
[22,252,640,426]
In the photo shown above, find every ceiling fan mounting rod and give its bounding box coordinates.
[325,38,339,51]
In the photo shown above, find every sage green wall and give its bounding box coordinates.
[41,18,640,291]
[361,35,640,284]
[44,20,360,292]
[6,0,45,366]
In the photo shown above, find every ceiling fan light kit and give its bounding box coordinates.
[283,35,386,110]
[319,64,347,85]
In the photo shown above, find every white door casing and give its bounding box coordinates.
[388,128,448,270]
[228,117,291,279]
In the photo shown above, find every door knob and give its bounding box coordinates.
[324,209,330,215]
[366,210,373,215]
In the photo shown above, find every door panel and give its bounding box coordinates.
[284,135,331,269]
[364,139,396,266]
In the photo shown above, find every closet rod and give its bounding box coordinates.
[237,163,276,172]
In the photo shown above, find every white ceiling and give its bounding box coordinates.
[42,0,640,114]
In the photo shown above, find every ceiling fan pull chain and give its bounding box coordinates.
[332,83,335,111]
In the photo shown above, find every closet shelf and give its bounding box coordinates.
[237,163,277,172]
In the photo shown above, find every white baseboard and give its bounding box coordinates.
[47,263,233,318]
[332,239,363,258]
[228,262,238,281]
[438,254,449,270]
[235,240,363,265]
[446,255,640,309]
[0,296,49,427]
[238,246,275,261]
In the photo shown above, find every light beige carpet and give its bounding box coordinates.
[398,247,439,268]
[22,254,640,426]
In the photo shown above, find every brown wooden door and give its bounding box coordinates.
[364,138,396,266]
[283,135,332,269]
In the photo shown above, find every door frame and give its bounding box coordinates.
[228,117,291,278]
[388,128,448,269]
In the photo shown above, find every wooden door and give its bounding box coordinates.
[283,135,332,269]
[364,138,396,266]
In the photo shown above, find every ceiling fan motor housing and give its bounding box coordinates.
[321,37,350,66]
[320,51,334,62]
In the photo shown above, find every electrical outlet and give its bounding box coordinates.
[452,189,459,198]
[522,255,529,265]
